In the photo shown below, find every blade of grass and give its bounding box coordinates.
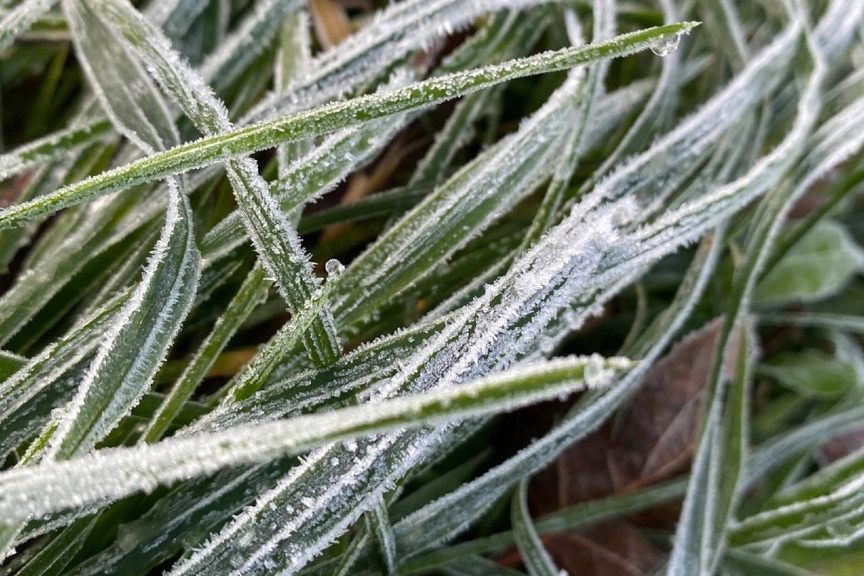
[0,21,699,229]
[511,478,559,576]
[139,264,271,443]
[0,0,58,51]
[88,0,343,367]
[0,355,630,523]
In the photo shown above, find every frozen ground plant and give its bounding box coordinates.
[0,0,863,573]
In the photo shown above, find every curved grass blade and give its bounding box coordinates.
[64,0,179,151]
[0,21,699,229]
[511,478,559,576]
[0,117,111,182]
[62,461,292,576]
[409,9,548,187]
[367,495,398,575]
[199,0,304,96]
[44,180,199,459]
[401,478,689,573]
[199,103,412,266]
[519,0,609,248]
[332,69,586,328]
[667,25,825,574]
[241,0,551,123]
[22,0,199,460]
[0,292,126,458]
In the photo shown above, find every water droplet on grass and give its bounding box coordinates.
[650,32,684,57]
[325,258,345,276]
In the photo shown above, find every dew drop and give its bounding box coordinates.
[325,258,345,276]
[650,32,684,57]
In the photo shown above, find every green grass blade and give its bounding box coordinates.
[401,478,688,573]
[0,293,125,457]
[64,0,179,151]
[668,24,825,573]
[199,0,304,96]
[0,356,630,523]
[333,69,584,328]
[0,0,57,51]
[199,107,411,266]
[0,118,111,181]
[511,479,559,576]
[366,495,398,575]
[139,264,271,443]
[0,21,698,229]
[89,0,342,366]
[44,181,200,458]
[241,0,551,123]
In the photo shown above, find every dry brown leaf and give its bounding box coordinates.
[0,172,33,209]
[816,427,864,467]
[542,521,662,576]
[309,0,351,48]
[530,317,743,514]
[496,521,661,576]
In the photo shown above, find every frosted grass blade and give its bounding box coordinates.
[668,27,825,574]
[140,264,271,443]
[241,0,550,123]
[0,293,125,457]
[333,70,585,328]
[391,230,724,556]
[0,0,57,51]
[44,180,199,458]
[8,0,199,461]
[198,314,446,431]
[0,119,111,181]
[61,462,291,576]
[366,496,398,575]
[520,0,609,248]
[199,0,304,95]
[87,0,341,366]
[401,478,689,573]
[0,21,699,229]
[511,479,559,576]
[64,0,179,152]
[409,9,548,186]
[0,356,629,522]
[199,107,411,266]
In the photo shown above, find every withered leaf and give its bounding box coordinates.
[531,317,742,514]
[816,426,864,467]
[539,521,661,576]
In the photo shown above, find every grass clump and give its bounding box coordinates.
[1,0,863,574]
